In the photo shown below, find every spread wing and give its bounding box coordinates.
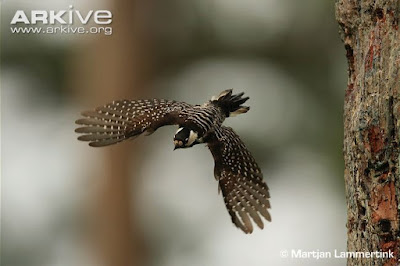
[75,99,192,147]
[206,126,271,234]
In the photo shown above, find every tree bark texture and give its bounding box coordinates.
[336,0,400,265]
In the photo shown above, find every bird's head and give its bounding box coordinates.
[173,127,198,150]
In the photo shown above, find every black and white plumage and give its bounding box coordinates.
[75,89,271,233]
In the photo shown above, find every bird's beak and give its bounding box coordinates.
[173,140,179,150]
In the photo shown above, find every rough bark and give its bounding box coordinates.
[336,0,400,265]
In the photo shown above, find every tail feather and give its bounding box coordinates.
[229,106,249,117]
[211,89,250,117]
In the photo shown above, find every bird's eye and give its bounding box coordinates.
[185,138,189,142]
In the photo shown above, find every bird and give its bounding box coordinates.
[75,89,271,233]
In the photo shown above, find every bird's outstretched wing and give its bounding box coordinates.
[75,99,192,147]
[206,126,271,234]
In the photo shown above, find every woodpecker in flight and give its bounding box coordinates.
[75,89,271,233]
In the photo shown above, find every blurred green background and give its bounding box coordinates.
[2,1,347,266]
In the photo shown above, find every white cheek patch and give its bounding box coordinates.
[186,130,198,146]
[174,127,184,138]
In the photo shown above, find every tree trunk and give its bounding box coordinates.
[71,1,155,266]
[336,0,400,265]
